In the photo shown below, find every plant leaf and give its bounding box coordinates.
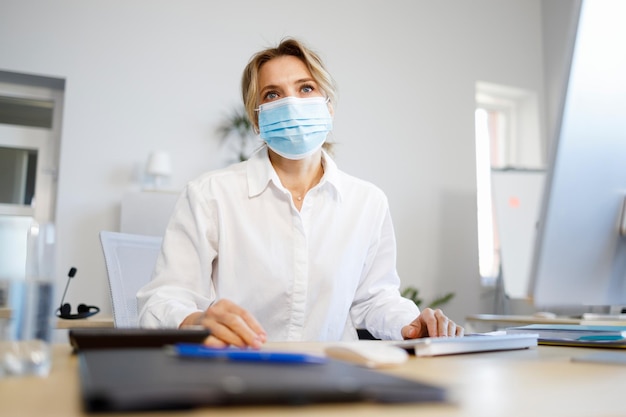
[428,292,455,309]
[216,107,253,142]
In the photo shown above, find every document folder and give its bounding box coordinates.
[78,348,447,412]
[506,324,626,348]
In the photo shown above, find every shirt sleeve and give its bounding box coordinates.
[137,182,218,328]
[349,201,420,340]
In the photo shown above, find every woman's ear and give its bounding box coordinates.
[253,112,260,134]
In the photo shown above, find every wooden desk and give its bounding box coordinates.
[55,317,114,329]
[0,309,114,329]
[1,342,624,417]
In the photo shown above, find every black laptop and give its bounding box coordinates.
[77,347,447,412]
[69,328,211,351]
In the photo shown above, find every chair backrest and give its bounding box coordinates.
[99,231,162,328]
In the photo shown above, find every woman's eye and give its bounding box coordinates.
[264,91,279,100]
[301,85,314,94]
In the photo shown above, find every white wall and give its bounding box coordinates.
[0,0,552,325]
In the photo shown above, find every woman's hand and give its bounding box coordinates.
[401,308,465,339]
[180,299,267,348]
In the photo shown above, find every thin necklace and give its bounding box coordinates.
[294,166,323,202]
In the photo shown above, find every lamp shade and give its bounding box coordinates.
[147,151,172,177]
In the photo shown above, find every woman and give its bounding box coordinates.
[137,38,464,348]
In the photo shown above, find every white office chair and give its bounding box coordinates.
[99,231,162,328]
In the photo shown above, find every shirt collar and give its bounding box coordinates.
[247,145,343,202]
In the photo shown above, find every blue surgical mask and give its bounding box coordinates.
[257,96,332,160]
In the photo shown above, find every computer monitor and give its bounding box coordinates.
[529,0,626,312]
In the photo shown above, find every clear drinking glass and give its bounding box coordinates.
[0,222,55,377]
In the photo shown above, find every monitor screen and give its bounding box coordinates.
[529,0,626,310]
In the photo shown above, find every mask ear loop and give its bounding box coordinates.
[252,106,260,135]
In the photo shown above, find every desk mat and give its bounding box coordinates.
[78,348,446,412]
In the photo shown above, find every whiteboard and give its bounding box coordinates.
[491,169,545,299]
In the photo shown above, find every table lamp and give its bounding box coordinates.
[146,151,172,190]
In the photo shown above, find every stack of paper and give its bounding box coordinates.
[505,324,626,348]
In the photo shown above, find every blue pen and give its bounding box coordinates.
[173,343,327,364]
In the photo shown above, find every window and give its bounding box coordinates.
[475,82,544,287]
[0,146,38,206]
[475,107,500,283]
[0,72,64,280]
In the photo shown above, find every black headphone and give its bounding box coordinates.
[56,267,101,320]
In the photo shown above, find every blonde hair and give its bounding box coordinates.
[241,38,337,153]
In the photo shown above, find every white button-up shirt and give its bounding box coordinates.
[137,146,419,341]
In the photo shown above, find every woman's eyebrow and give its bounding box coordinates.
[295,77,316,84]
[259,84,281,95]
[260,78,317,96]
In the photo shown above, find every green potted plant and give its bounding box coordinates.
[400,286,455,310]
[357,287,455,340]
[216,106,256,162]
